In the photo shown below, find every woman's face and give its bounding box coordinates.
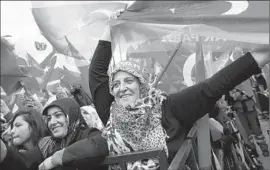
[11,116,32,146]
[47,106,68,138]
[112,71,140,108]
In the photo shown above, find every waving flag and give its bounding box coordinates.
[110,2,268,93]
[1,38,28,77]
[25,1,269,96]
[31,1,129,60]
[1,37,37,94]
[36,55,58,89]
[121,1,268,35]
[64,36,91,95]
[23,53,44,77]
[39,50,56,69]
[65,36,84,60]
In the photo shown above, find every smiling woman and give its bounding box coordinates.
[0,98,109,170]
[42,98,85,143]
[38,98,108,170]
[46,107,69,138]
[89,25,270,169]
[112,71,141,108]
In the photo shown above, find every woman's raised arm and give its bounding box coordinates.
[89,26,114,125]
[164,49,269,126]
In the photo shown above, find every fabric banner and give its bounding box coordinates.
[31,1,129,60]
[111,20,268,94]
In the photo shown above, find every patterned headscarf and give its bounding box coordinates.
[104,60,168,170]
[109,61,150,99]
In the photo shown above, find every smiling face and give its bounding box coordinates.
[10,115,32,147]
[112,71,141,108]
[46,106,69,139]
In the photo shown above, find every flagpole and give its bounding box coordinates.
[153,37,183,88]
[195,36,212,170]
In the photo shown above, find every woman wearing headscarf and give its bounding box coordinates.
[1,98,108,170]
[38,98,108,170]
[88,26,270,169]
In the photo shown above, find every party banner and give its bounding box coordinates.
[111,21,268,94]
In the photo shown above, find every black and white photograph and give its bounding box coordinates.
[1,1,269,170]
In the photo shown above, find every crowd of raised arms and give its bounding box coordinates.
[1,25,269,170]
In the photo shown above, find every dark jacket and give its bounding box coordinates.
[0,143,43,170]
[0,98,109,170]
[89,40,261,162]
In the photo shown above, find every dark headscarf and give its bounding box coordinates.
[39,98,87,158]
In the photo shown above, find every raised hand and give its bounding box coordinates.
[108,8,124,20]
[101,8,125,42]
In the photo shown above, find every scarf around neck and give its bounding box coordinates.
[102,87,169,169]
[105,60,170,169]
[40,98,87,158]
